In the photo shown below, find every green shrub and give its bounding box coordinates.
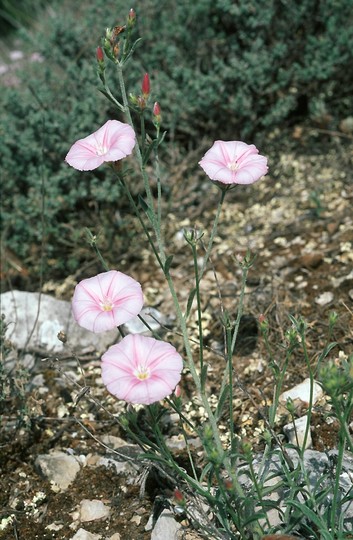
[1,0,352,284]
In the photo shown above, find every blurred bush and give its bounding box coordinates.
[0,0,49,34]
[1,0,352,286]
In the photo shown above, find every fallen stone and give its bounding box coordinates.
[315,291,334,306]
[70,528,102,540]
[96,456,137,475]
[1,290,118,353]
[122,307,171,336]
[151,509,181,540]
[79,499,110,522]
[279,378,324,412]
[35,450,82,491]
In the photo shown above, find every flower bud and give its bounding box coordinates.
[128,8,136,25]
[174,384,181,398]
[96,46,104,63]
[153,101,162,127]
[142,73,150,98]
[174,489,185,504]
[153,101,161,116]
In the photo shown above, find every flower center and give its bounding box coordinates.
[100,296,114,311]
[95,143,108,156]
[134,364,150,381]
[227,160,238,171]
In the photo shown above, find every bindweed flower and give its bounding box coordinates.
[101,334,183,405]
[72,270,143,333]
[65,120,136,171]
[199,140,268,185]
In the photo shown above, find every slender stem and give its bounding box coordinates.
[225,323,235,463]
[300,323,314,455]
[91,242,110,272]
[200,189,226,279]
[116,65,166,264]
[191,241,204,371]
[230,263,249,354]
[330,426,345,535]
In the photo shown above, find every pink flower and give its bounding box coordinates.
[199,140,268,185]
[65,120,136,171]
[101,334,183,405]
[72,270,143,333]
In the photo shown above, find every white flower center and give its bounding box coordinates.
[134,364,150,381]
[95,143,108,156]
[100,296,114,311]
[227,160,238,171]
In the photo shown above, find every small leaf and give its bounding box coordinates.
[200,364,208,389]
[215,384,229,420]
[138,195,155,223]
[164,255,174,275]
[185,288,196,318]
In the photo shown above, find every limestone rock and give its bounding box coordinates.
[151,509,181,540]
[1,290,118,353]
[79,499,110,522]
[35,450,82,491]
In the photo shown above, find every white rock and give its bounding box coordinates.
[45,522,64,531]
[101,435,129,449]
[122,307,169,335]
[108,534,121,540]
[151,509,181,540]
[79,499,110,522]
[96,457,136,475]
[283,415,312,449]
[279,378,324,409]
[0,290,118,353]
[315,291,334,306]
[35,451,82,491]
[70,528,102,540]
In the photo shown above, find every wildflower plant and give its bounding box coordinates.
[64,10,352,540]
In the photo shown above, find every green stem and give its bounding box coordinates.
[200,189,226,279]
[116,65,166,264]
[230,263,249,354]
[300,323,314,455]
[191,242,204,371]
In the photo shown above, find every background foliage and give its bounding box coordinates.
[1,0,352,286]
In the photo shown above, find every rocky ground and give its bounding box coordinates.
[1,128,353,539]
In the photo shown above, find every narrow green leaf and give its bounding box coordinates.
[138,194,155,223]
[200,363,208,388]
[185,288,196,318]
[215,384,229,421]
[287,499,330,535]
[164,255,174,275]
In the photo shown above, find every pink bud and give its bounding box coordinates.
[153,102,162,128]
[174,384,181,398]
[153,101,161,116]
[174,489,184,503]
[142,73,150,98]
[129,8,136,22]
[96,46,104,63]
